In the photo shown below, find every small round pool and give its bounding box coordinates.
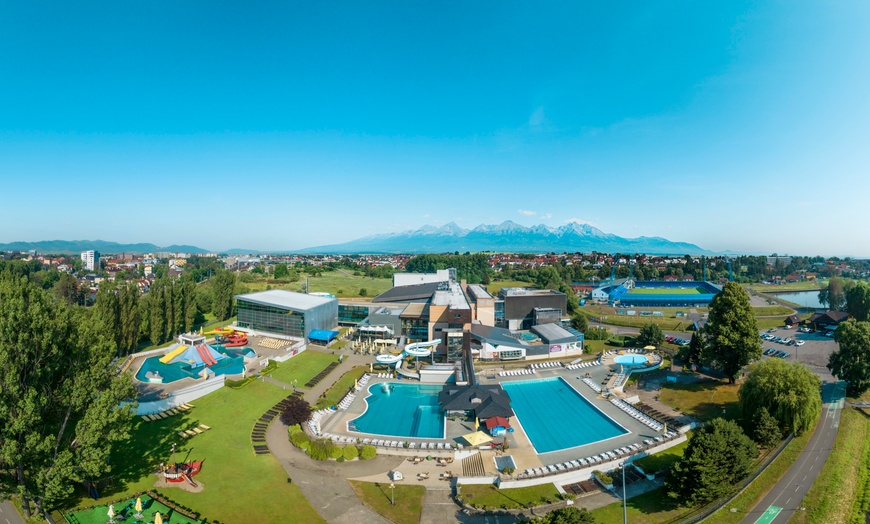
[614,354,649,366]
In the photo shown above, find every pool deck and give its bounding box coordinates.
[316,353,681,477]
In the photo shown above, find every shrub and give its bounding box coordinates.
[343,445,359,461]
[593,470,613,484]
[280,396,313,426]
[359,445,377,460]
[330,445,344,460]
[308,438,336,461]
[337,456,345,463]
[290,429,310,449]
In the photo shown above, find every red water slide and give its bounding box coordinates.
[195,345,217,366]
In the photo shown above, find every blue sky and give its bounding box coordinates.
[1,2,869,255]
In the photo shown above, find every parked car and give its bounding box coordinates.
[764,348,776,356]
[795,340,805,346]
[781,351,791,358]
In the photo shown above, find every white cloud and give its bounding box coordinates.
[518,209,537,216]
[540,212,553,220]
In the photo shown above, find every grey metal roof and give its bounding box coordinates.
[235,289,335,311]
[470,324,531,347]
[438,384,514,419]
[467,285,493,301]
[531,323,576,343]
[371,282,441,303]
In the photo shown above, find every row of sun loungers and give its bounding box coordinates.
[582,377,602,393]
[566,361,601,370]
[498,369,533,377]
[177,423,211,439]
[375,372,393,378]
[258,337,289,349]
[337,392,356,410]
[529,361,563,369]
[307,408,335,435]
[611,398,665,431]
[519,444,645,479]
[141,404,193,422]
[355,373,371,391]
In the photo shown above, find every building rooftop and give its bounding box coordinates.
[372,282,441,303]
[466,284,493,301]
[235,289,335,310]
[432,282,470,309]
[530,323,577,343]
[499,287,566,297]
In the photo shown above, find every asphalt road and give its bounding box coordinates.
[0,500,26,524]
[738,381,846,524]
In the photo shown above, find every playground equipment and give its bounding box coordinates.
[203,327,234,336]
[160,333,227,369]
[375,339,441,368]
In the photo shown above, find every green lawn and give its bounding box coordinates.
[241,272,392,298]
[458,483,561,510]
[62,494,203,524]
[65,380,325,524]
[348,481,425,524]
[751,305,796,316]
[744,282,825,292]
[591,487,690,524]
[316,366,368,409]
[268,350,339,388]
[486,279,534,295]
[628,287,704,295]
[658,380,741,422]
[633,437,690,474]
[790,407,870,524]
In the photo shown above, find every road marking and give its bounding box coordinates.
[754,505,782,524]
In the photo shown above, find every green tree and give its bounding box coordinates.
[148,278,166,345]
[686,331,703,367]
[819,276,852,310]
[528,506,598,524]
[118,281,141,353]
[52,272,82,305]
[666,418,758,506]
[0,277,137,518]
[739,358,821,435]
[702,282,762,383]
[846,281,870,322]
[182,276,197,332]
[752,407,782,448]
[570,313,589,333]
[536,266,562,290]
[829,319,870,396]
[211,270,236,321]
[637,323,664,347]
[273,263,289,280]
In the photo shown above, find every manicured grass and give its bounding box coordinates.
[242,272,392,298]
[633,437,690,474]
[591,487,690,524]
[628,286,704,295]
[751,305,796,316]
[658,380,741,422]
[755,317,787,330]
[745,282,825,292]
[268,350,339,388]
[790,407,870,524]
[348,481,425,524]
[315,366,368,409]
[703,431,812,524]
[458,483,561,510]
[62,495,202,524]
[68,380,325,524]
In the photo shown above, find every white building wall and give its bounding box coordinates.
[392,269,451,287]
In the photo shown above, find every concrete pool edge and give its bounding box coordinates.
[347,382,447,441]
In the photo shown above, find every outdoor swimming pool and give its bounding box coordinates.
[351,383,445,439]
[614,354,648,366]
[134,354,246,383]
[502,377,627,453]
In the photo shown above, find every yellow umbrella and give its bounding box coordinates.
[154,511,163,524]
[462,431,493,447]
[354,378,359,390]
[134,497,143,516]
[644,345,656,350]
[475,417,479,431]
[107,505,116,519]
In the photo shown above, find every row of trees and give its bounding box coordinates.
[0,276,137,518]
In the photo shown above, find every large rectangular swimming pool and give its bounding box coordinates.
[502,377,627,453]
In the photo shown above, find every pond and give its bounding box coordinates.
[771,289,824,309]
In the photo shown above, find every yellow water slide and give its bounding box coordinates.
[202,327,234,336]
[159,345,187,364]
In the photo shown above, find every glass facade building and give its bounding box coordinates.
[338,304,369,325]
[235,290,338,339]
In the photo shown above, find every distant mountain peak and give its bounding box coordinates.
[299,221,710,255]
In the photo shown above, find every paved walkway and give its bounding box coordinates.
[0,500,25,524]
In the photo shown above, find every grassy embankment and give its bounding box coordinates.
[240,273,393,298]
[457,483,562,510]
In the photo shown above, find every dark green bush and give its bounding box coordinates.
[359,445,377,460]
[343,445,359,461]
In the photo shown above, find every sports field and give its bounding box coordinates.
[627,286,704,295]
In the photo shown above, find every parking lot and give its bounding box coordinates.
[760,327,838,382]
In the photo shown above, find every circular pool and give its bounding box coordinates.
[614,354,649,366]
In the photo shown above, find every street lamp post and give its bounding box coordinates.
[620,461,628,524]
[390,482,395,506]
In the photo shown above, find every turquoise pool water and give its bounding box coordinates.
[351,383,445,439]
[614,354,648,366]
[502,377,627,453]
[135,354,246,383]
